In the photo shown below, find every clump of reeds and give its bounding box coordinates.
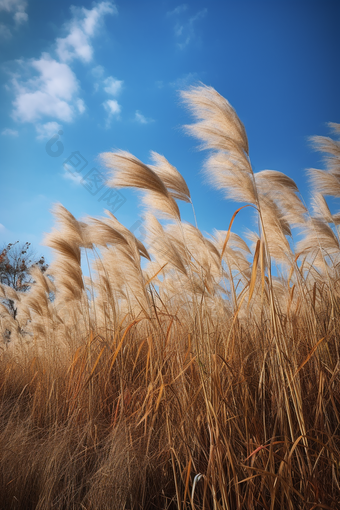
[0,84,339,510]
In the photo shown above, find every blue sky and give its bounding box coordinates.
[0,0,339,261]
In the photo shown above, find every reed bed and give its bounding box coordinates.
[0,84,339,509]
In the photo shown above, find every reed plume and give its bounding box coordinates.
[102,150,181,219]
[0,84,339,510]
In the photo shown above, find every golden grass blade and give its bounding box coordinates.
[220,204,253,262]
[109,319,143,372]
[83,346,106,388]
[248,239,260,307]
[144,263,168,287]
[259,239,266,294]
[182,458,192,509]
[154,383,164,412]
[293,336,326,377]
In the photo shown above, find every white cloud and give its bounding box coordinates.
[103,76,123,96]
[62,165,83,185]
[12,54,81,123]
[76,98,86,114]
[35,121,62,140]
[6,2,117,130]
[103,99,121,127]
[174,24,184,37]
[91,65,105,78]
[14,10,28,25]
[170,7,207,49]
[92,65,104,91]
[0,0,28,36]
[191,9,208,23]
[56,2,117,63]
[104,99,120,116]
[0,0,27,13]
[170,72,200,89]
[92,68,124,95]
[135,110,154,125]
[1,128,19,136]
[0,22,11,38]
[135,111,147,124]
[0,223,5,231]
[167,4,187,17]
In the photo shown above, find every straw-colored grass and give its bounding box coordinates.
[0,84,339,509]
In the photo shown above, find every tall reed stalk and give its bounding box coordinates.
[0,84,339,510]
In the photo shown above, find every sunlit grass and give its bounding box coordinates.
[0,85,339,509]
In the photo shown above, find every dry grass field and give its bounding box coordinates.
[0,85,339,509]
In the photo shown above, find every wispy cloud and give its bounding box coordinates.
[91,68,123,118]
[8,2,115,130]
[56,2,117,63]
[167,4,187,17]
[91,65,105,79]
[35,121,62,140]
[0,0,28,21]
[92,65,123,96]
[103,76,123,96]
[1,128,19,136]
[104,99,120,115]
[14,10,28,25]
[170,72,200,89]
[0,23,12,39]
[0,0,28,38]
[62,165,83,185]
[76,98,85,114]
[154,73,201,92]
[11,54,81,123]
[190,10,208,24]
[103,99,121,126]
[168,7,207,49]
[134,110,154,125]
